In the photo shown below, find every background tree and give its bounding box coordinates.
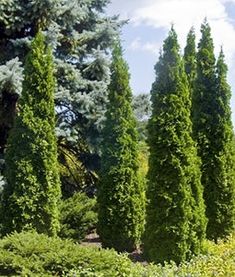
[144,27,206,264]
[0,59,23,188]
[1,32,61,236]
[132,93,151,141]
[0,0,120,196]
[193,21,235,240]
[0,59,23,157]
[97,42,145,252]
[132,93,151,122]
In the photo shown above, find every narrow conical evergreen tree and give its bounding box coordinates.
[193,20,217,146]
[1,32,61,236]
[184,26,208,252]
[144,27,206,264]
[184,27,197,94]
[212,49,235,239]
[193,21,235,240]
[97,42,145,252]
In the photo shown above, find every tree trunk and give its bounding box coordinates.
[0,90,18,155]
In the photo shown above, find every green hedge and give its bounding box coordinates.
[0,231,234,276]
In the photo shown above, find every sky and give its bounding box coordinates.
[106,0,235,125]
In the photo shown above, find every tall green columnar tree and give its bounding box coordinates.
[213,49,235,239]
[184,27,197,94]
[193,21,235,240]
[1,32,61,236]
[97,42,145,252]
[0,0,120,195]
[144,27,206,264]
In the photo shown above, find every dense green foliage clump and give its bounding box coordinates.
[97,43,145,252]
[0,231,234,276]
[1,32,61,236]
[144,27,206,264]
[193,21,235,240]
[59,192,97,241]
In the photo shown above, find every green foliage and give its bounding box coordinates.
[0,231,136,276]
[0,0,120,197]
[209,49,235,240]
[137,142,149,181]
[59,192,97,241]
[184,27,197,90]
[184,27,196,118]
[144,27,207,264]
[1,32,61,236]
[97,42,145,252]
[139,234,235,277]
[193,20,235,240]
[58,139,98,198]
[0,231,234,276]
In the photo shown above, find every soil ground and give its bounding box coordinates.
[81,232,147,264]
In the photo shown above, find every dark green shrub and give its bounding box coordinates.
[59,192,97,241]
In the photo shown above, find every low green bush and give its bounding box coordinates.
[0,231,136,276]
[0,231,234,276]
[59,192,97,241]
[67,234,235,277]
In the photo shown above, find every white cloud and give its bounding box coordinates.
[129,37,160,54]
[131,0,235,65]
[222,0,235,3]
[107,0,153,20]
[129,37,142,50]
[109,0,235,65]
[143,42,161,54]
